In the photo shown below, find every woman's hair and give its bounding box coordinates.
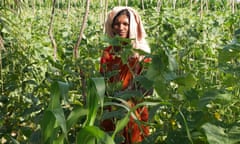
[111,9,130,28]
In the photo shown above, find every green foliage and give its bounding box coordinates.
[41,81,68,143]
[202,123,240,144]
[76,126,115,144]
[84,78,104,126]
[1,1,240,144]
[39,78,113,144]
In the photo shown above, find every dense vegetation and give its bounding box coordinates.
[1,0,240,143]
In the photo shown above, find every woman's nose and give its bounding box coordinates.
[119,24,124,30]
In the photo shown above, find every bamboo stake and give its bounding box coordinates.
[67,0,71,17]
[205,0,208,13]
[200,0,203,20]
[100,0,103,27]
[141,0,144,10]
[33,0,35,14]
[73,0,90,104]
[75,0,78,7]
[173,0,176,10]
[48,0,57,60]
[39,0,41,9]
[57,0,59,9]
[157,0,162,12]
[0,36,4,51]
[103,0,108,32]
[73,0,90,59]
[0,35,5,95]
[190,0,192,10]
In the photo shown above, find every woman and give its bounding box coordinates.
[100,6,151,144]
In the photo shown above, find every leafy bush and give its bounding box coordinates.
[1,1,240,144]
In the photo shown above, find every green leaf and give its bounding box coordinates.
[62,31,68,38]
[51,108,67,135]
[167,51,178,71]
[47,81,68,134]
[218,46,240,64]
[49,81,61,110]
[48,81,69,110]
[76,126,115,144]
[199,90,233,108]
[215,93,232,102]
[67,106,88,130]
[41,81,69,142]
[115,90,142,100]
[91,77,105,108]
[154,80,169,98]
[137,75,153,90]
[57,81,69,104]
[135,101,163,108]
[85,78,100,126]
[40,111,56,143]
[146,63,161,80]
[5,134,20,144]
[53,134,65,144]
[202,123,240,144]
[103,35,131,47]
[146,54,168,80]
[104,101,130,111]
[110,101,159,140]
[174,73,197,94]
[112,114,129,139]
[29,130,42,144]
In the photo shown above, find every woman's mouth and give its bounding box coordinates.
[118,32,127,37]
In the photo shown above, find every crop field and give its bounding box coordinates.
[1,0,240,143]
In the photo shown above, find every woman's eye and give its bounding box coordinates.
[114,23,128,27]
[113,23,119,26]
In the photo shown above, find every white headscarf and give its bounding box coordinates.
[105,6,151,54]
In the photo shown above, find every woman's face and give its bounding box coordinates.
[112,14,129,38]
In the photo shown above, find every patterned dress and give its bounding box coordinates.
[100,46,150,144]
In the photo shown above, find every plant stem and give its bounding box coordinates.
[48,0,57,60]
[179,107,194,144]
